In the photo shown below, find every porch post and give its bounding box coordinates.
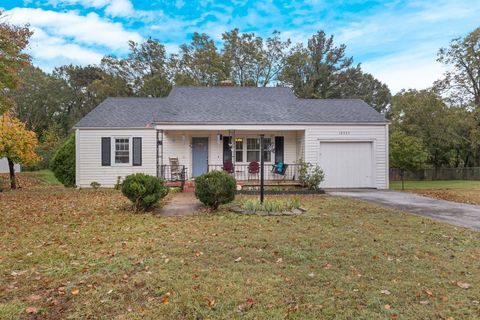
[260,134,265,203]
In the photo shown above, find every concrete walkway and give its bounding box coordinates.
[329,190,480,230]
[156,192,203,216]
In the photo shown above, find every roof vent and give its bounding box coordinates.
[219,80,235,87]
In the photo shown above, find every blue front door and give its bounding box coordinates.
[192,137,208,177]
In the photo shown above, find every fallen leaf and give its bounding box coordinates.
[71,288,79,295]
[237,297,255,313]
[419,300,429,305]
[323,263,332,269]
[381,289,391,295]
[160,292,171,304]
[456,282,471,289]
[27,294,42,302]
[25,307,38,314]
[390,314,399,320]
[205,297,215,308]
[384,304,391,310]
[234,257,242,262]
[425,289,433,296]
[276,258,283,263]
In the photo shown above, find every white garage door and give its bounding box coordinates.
[318,142,374,188]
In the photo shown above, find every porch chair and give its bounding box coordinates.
[248,161,260,180]
[223,160,235,174]
[169,157,183,181]
[271,161,289,180]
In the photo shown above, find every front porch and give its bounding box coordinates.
[156,129,305,189]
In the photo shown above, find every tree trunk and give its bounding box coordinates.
[400,169,405,191]
[8,158,17,190]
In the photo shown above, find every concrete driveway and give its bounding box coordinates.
[329,190,480,230]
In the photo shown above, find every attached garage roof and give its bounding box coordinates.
[74,86,387,128]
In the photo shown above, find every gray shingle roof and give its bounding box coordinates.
[74,86,387,128]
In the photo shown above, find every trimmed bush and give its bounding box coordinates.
[195,170,236,210]
[121,173,168,211]
[50,135,75,187]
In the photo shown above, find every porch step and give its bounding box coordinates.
[183,181,196,193]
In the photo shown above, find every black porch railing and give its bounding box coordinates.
[158,165,186,189]
[207,163,300,182]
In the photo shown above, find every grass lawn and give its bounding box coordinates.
[390,180,480,205]
[1,173,479,319]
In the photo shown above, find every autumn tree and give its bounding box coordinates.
[0,112,40,189]
[436,27,480,108]
[390,90,464,168]
[171,32,226,86]
[101,38,171,97]
[222,29,291,86]
[0,12,32,113]
[279,31,355,98]
[278,30,391,112]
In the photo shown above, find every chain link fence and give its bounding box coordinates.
[390,167,480,181]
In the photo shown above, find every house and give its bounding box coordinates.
[74,86,389,189]
[0,158,20,173]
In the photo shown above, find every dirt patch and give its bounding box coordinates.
[408,189,480,205]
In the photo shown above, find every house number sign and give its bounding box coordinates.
[339,131,351,135]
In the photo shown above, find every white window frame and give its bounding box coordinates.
[237,137,273,164]
[112,136,132,166]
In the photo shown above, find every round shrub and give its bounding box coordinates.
[50,135,75,187]
[195,170,236,210]
[121,173,168,211]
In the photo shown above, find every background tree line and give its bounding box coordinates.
[2,13,480,172]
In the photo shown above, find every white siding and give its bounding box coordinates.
[77,129,157,188]
[0,158,20,173]
[304,125,388,189]
[160,130,303,179]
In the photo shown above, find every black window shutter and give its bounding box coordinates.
[275,136,284,163]
[101,137,111,166]
[133,137,142,166]
[223,136,232,163]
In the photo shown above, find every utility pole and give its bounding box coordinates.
[260,134,264,203]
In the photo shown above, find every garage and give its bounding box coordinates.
[318,141,374,188]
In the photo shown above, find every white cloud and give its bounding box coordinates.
[30,27,103,65]
[362,47,447,94]
[2,7,142,69]
[5,7,142,51]
[47,0,135,17]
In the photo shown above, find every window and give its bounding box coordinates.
[263,138,272,162]
[246,138,260,162]
[115,138,130,164]
[235,138,243,162]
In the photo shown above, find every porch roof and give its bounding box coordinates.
[74,86,387,128]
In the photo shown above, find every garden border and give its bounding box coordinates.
[236,189,325,195]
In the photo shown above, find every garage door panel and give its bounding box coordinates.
[319,142,373,188]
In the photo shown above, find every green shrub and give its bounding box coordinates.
[195,170,236,210]
[50,135,75,187]
[297,159,325,191]
[121,173,168,211]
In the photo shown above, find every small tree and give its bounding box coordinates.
[0,112,40,189]
[195,171,236,210]
[121,173,169,211]
[50,135,76,187]
[390,130,428,190]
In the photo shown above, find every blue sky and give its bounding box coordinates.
[2,0,480,93]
